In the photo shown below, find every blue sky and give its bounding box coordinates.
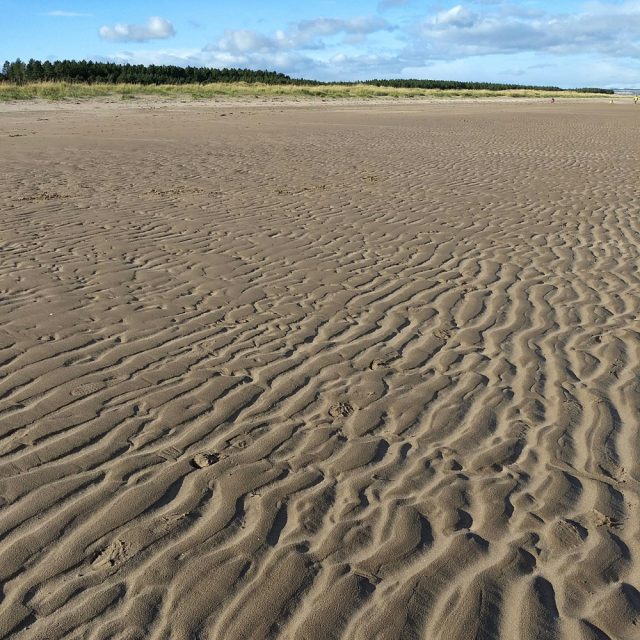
[2,0,640,87]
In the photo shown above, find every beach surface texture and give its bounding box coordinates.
[0,100,638,639]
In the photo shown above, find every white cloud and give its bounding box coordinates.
[296,16,389,39]
[99,17,176,43]
[216,16,391,54]
[431,6,477,28]
[416,2,640,58]
[218,30,280,54]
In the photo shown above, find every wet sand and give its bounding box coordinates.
[0,100,639,639]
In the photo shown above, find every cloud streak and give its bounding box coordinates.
[378,0,409,10]
[45,10,92,17]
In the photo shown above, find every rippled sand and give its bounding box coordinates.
[1,100,639,640]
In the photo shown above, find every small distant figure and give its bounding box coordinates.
[634,95,639,105]
[550,97,555,103]
[610,99,614,104]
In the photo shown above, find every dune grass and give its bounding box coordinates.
[0,81,614,102]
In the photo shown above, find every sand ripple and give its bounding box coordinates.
[0,102,638,639]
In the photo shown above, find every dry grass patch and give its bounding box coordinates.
[0,81,615,102]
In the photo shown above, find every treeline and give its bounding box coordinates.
[0,59,306,86]
[362,78,614,94]
[0,59,614,94]
[569,87,615,95]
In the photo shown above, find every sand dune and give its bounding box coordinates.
[0,100,638,639]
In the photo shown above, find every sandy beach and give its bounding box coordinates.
[0,99,638,639]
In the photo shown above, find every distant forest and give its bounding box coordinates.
[0,59,615,94]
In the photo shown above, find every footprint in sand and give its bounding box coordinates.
[92,538,129,570]
[329,402,355,419]
[191,452,220,468]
